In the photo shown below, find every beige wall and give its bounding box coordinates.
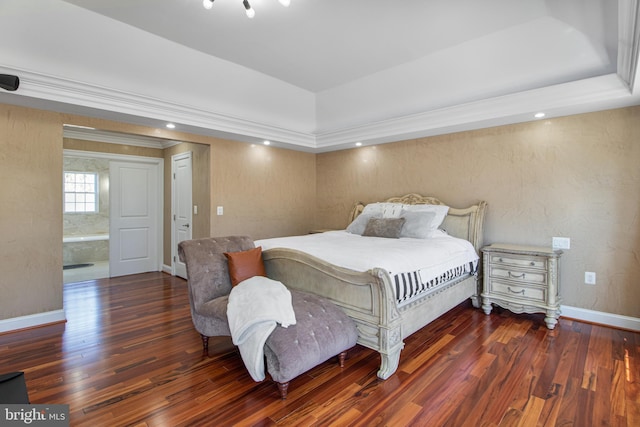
[0,105,64,319]
[63,138,164,158]
[0,103,316,323]
[2,100,638,324]
[316,106,640,318]
[209,139,316,239]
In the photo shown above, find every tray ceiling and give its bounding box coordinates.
[0,0,638,151]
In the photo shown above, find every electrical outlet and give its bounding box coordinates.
[585,272,596,285]
[552,237,570,250]
[216,206,223,216]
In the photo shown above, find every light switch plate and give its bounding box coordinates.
[585,272,596,285]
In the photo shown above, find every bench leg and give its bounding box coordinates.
[277,382,289,399]
[338,351,347,367]
[275,351,349,400]
[200,334,209,353]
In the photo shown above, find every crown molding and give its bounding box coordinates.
[618,0,640,92]
[2,61,640,154]
[314,73,640,151]
[64,126,180,149]
[1,66,317,149]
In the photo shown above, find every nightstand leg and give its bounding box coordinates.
[544,309,559,329]
[482,298,493,315]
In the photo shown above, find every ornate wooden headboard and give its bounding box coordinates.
[348,193,487,254]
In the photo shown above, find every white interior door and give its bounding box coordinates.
[109,160,160,277]
[172,152,193,279]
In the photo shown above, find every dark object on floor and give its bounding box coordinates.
[0,371,30,403]
[63,263,94,270]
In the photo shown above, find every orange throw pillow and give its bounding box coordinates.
[224,246,267,286]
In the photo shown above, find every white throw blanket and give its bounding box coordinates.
[227,276,296,381]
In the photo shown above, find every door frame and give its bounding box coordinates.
[63,149,164,274]
[171,151,193,278]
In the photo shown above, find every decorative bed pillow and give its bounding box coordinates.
[400,210,436,239]
[362,217,406,238]
[224,246,267,286]
[403,204,449,235]
[361,202,404,218]
[346,213,377,235]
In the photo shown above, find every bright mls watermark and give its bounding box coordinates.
[1,405,69,426]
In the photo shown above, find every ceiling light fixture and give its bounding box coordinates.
[202,0,290,18]
[166,123,176,129]
[534,112,546,118]
[263,140,271,145]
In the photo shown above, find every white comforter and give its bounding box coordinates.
[255,230,478,280]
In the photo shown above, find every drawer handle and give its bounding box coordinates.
[499,257,503,262]
[507,287,525,295]
[530,261,535,266]
[508,272,526,279]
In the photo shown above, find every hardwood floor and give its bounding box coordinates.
[1,272,638,426]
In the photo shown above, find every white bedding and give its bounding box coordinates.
[256,230,478,287]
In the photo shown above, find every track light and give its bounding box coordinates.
[202,0,290,18]
[242,0,255,18]
[0,74,19,92]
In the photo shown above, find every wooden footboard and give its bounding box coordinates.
[263,248,479,379]
[262,247,404,379]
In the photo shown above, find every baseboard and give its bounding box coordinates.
[0,310,66,334]
[561,305,640,331]
[162,264,173,275]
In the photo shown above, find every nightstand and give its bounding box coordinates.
[481,243,562,329]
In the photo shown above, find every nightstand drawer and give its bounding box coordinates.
[489,266,546,285]
[489,254,546,269]
[490,280,546,303]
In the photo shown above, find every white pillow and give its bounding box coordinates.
[403,204,449,234]
[346,213,377,235]
[361,202,404,218]
[400,210,436,239]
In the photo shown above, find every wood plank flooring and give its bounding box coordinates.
[1,272,638,426]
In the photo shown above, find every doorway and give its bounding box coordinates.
[109,158,162,277]
[172,151,193,279]
[63,149,163,281]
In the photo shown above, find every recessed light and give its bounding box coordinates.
[534,112,545,119]
[263,140,271,146]
[355,142,362,147]
[166,123,176,129]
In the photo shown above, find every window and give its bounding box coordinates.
[64,172,98,213]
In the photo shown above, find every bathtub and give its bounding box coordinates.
[63,233,109,265]
[63,233,109,243]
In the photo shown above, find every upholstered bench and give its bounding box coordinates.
[264,290,358,399]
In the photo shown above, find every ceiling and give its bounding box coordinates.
[0,0,639,151]
[62,0,619,93]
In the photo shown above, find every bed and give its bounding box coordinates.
[256,194,487,379]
